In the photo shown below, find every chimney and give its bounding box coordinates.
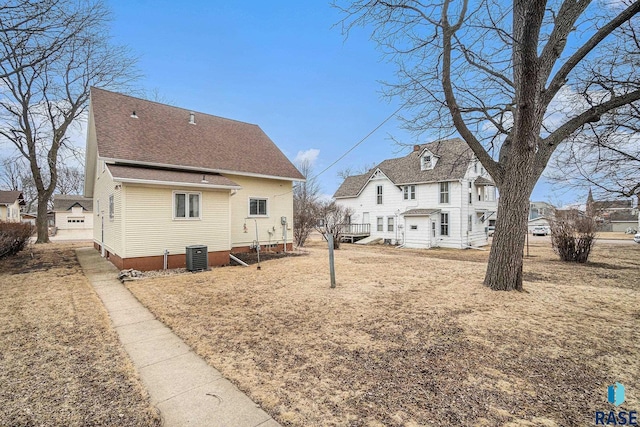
[189,111,196,124]
[413,144,421,152]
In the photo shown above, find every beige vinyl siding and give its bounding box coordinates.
[122,184,230,258]
[226,174,294,248]
[92,161,123,255]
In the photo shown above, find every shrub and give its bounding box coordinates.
[549,211,596,263]
[0,222,35,259]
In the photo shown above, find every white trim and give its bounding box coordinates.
[99,157,305,182]
[248,196,269,217]
[112,176,240,190]
[172,191,202,220]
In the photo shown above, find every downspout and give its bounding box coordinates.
[163,249,169,270]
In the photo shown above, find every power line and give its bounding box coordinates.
[311,100,410,180]
[276,99,411,198]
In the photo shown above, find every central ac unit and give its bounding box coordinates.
[186,245,208,271]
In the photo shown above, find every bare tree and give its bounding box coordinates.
[0,157,22,191]
[315,200,353,249]
[293,159,321,247]
[0,157,37,212]
[548,105,640,203]
[337,0,640,291]
[0,0,137,242]
[0,0,80,79]
[56,165,84,195]
[337,162,377,180]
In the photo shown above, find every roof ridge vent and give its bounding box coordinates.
[130,111,138,118]
[189,111,196,125]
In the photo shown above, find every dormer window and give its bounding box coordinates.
[420,151,436,170]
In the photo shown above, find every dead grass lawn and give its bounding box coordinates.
[127,240,640,427]
[0,243,161,426]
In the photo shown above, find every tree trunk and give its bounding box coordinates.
[35,195,50,244]
[483,168,533,291]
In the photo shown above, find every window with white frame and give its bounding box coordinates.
[440,212,449,236]
[468,215,473,232]
[108,194,114,220]
[175,192,201,219]
[387,217,394,232]
[377,217,383,232]
[403,185,416,200]
[249,198,268,216]
[421,155,433,170]
[376,185,383,204]
[439,182,450,204]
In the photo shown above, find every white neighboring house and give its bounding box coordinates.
[53,195,94,240]
[334,139,498,249]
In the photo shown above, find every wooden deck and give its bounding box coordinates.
[340,223,370,243]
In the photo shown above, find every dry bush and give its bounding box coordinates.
[550,212,596,263]
[0,221,34,258]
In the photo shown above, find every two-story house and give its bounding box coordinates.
[334,139,498,249]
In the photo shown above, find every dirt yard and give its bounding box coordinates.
[0,243,161,426]
[127,240,640,427]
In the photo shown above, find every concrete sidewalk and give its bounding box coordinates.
[76,248,280,427]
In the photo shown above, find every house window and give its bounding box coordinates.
[175,192,201,219]
[377,217,383,232]
[439,182,450,204]
[376,185,383,205]
[387,217,394,232]
[440,213,449,236]
[403,185,416,200]
[469,192,473,204]
[468,215,473,232]
[410,224,418,230]
[421,155,433,170]
[474,162,478,173]
[249,198,268,216]
[109,194,114,220]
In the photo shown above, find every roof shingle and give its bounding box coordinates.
[108,164,240,189]
[334,138,474,198]
[90,88,304,181]
[53,195,93,212]
[0,191,25,205]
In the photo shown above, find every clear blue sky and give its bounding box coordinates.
[106,0,578,205]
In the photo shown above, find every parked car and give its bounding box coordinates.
[532,226,550,236]
[634,233,640,244]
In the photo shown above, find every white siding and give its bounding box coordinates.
[122,185,230,258]
[336,166,497,248]
[404,217,432,248]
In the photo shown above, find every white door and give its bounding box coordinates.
[363,212,370,225]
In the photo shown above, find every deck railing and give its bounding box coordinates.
[339,223,371,235]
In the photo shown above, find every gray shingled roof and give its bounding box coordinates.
[91,88,304,181]
[334,138,473,198]
[0,190,25,206]
[108,165,241,189]
[402,208,441,216]
[53,195,93,212]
